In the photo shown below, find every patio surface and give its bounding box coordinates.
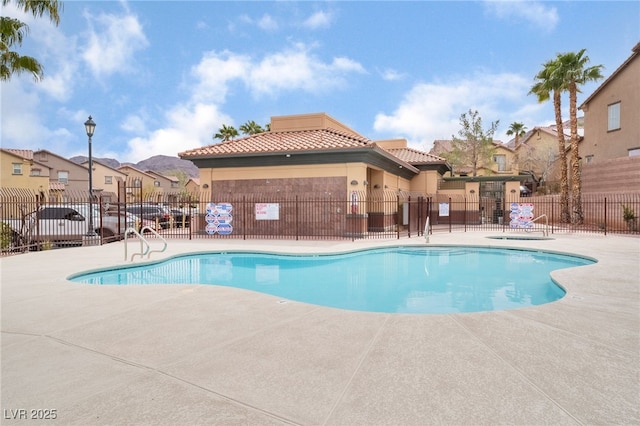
[1,232,639,425]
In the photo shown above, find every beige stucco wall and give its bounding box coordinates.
[33,150,89,192]
[269,112,362,137]
[514,130,562,182]
[0,151,48,192]
[581,54,639,162]
[84,162,127,197]
[409,170,440,194]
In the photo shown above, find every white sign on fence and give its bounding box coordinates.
[255,203,280,220]
[439,202,450,217]
[509,202,534,229]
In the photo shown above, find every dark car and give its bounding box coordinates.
[124,205,172,229]
[170,209,191,228]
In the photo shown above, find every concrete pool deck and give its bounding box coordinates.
[1,232,638,425]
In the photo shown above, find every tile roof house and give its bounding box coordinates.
[0,149,50,194]
[428,139,515,177]
[179,113,450,197]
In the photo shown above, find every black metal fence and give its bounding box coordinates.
[1,186,638,255]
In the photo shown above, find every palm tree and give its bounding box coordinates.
[1,0,62,81]
[213,124,238,142]
[506,122,527,147]
[530,59,571,223]
[239,120,264,136]
[555,49,604,224]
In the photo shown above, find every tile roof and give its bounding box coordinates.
[382,147,446,164]
[179,128,372,158]
[4,149,34,160]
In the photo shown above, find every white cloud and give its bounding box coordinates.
[373,72,542,151]
[124,103,231,163]
[190,50,250,102]
[81,11,149,78]
[247,44,366,96]
[121,43,365,161]
[380,68,406,81]
[301,11,334,29]
[258,14,279,31]
[484,0,559,31]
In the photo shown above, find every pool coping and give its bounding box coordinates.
[2,232,639,425]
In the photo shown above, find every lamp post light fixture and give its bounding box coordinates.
[84,115,97,237]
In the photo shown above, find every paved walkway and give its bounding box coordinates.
[1,232,639,425]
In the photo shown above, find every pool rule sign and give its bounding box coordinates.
[510,202,534,229]
[205,203,233,235]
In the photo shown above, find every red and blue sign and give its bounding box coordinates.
[205,202,233,235]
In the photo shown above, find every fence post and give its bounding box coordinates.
[464,195,467,232]
[243,195,247,240]
[296,195,299,241]
[448,197,452,233]
[407,196,411,238]
[604,197,607,236]
[397,194,400,240]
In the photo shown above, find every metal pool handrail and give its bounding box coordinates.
[527,214,549,237]
[124,226,167,261]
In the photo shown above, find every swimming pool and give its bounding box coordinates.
[69,246,595,314]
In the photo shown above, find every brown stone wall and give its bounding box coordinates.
[213,176,347,197]
[204,176,350,237]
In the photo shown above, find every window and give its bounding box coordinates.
[585,155,594,163]
[31,169,41,176]
[171,181,179,188]
[629,148,640,157]
[134,179,142,188]
[105,176,113,184]
[493,155,506,171]
[12,163,22,175]
[58,171,69,184]
[154,180,160,187]
[608,102,621,131]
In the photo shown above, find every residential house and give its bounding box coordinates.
[117,165,164,203]
[144,170,181,203]
[506,126,567,189]
[579,42,640,193]
[429,139,516,177]
[80,160,128,203]
[185,177,200,194]
[33,149,90,197]
[0,149,50,194]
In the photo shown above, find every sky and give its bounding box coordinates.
[1,1,639,164]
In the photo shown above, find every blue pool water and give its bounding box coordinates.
[69,246,594,314]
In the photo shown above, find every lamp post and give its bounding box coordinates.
[84,115,97,237]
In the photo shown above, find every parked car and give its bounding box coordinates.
[104,210,158,233]
[520,185,532,197]
[170,208,191,228]
[121,204,173,229]
[1,204,134,248]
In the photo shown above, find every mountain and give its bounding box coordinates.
[70,155,199,178]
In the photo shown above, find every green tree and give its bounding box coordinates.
[555,49,604,224]
[448,109,499,177]
[239,120,264,135]
[213,124,238,142]
[506,122,527,147]
[1,0,62,81]
[530,59,571,223]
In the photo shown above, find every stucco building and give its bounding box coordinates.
[579,42,640,193]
